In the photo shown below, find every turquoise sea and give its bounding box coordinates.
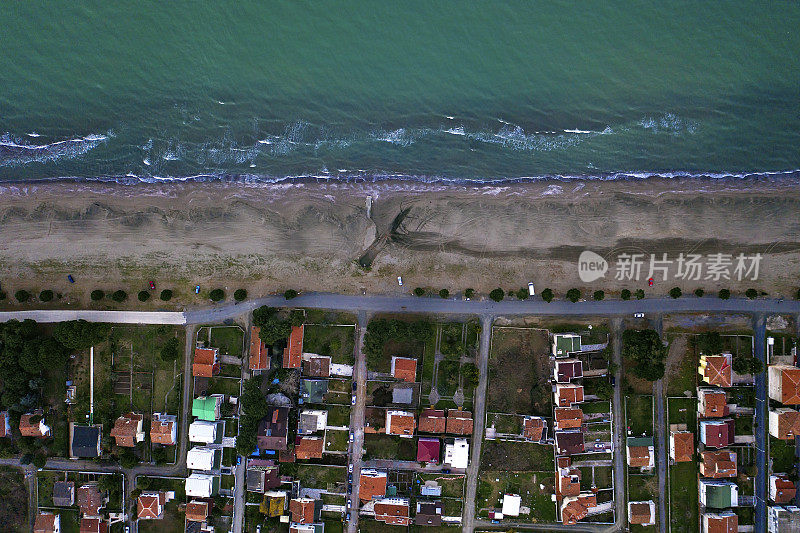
[1,2,799,183]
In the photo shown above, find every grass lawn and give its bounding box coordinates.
[324,405,351,427]
[420,334,436,397]
[628,474,659,532]
[360,520,409,533]
[437,359,460,397]
[667,397,697,429]
[296,464,346,490]
[481,440,555,471]
[582,401,611,414]
[245,512,289,533]
[666,334,697,396]
[442,498,462,516]
[303,325,356,365]
[735,414,754,436]
[668,462,698,533]
[728,386,756,408]
[207,376,241,396]
[476,471,556,523]
[770,437,797,475]
[488,328,552,416]
[53,509,81,533]
[364,434,416,461]
[736,507,754,525]
[486,413,523,434]
[626,395,654,436]
[38,470,60,506]
[324,429,349,452]
[416,473,465,498]
[206,326,245,357]
[0,467,27,532]
[138,498,185,533]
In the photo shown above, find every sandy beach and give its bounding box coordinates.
[0,177,798,307]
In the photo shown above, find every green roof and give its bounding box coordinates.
[555,334,581,355]
[301,379,328,404]
[627,436,653,447]
[192,397,219,421]
[703,482,734,508]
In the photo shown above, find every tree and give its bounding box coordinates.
[252,306,292,345]
[439,289,450,299]
[209,289,224,302]
[160,338,181,361]
[0,291,6,300]
[111,290,127,302]
[669,287,682,299]
[462,363,479,386]
[515,288,529,300]
[15,290,30,303]
[38,338,69,368]
[372,385,392,407]
[566,289,581,303]
[284,289,298,300]
[32,453,46,469]
[489,288,504,302]
[694,288,704,297]
[413,287,425,297]
[119,450,138,469]
[620,289,631,301]
[90,290,105,301]
[635,289,645,300]
[137,291,150,302]
[593,290,604,301]
[732,355,764,375]
[696,332,723,355]
[718,289,731,300]
[745,288,758,299]
[39,290,54,302]
[234,289,247,301]
[290,309,305,327]
[541,288,554,303]
[159,289,173,301]
[622,329,667,381]
[53,320,111,350]
[464,288,475,299]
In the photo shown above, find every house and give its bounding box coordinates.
[374,497,411,526]
[770,473,797,503]
[34,512,60,533]
[699,354,733,387]
[560,493,597,525]
[386,410,416,437]
[283,325,304,369]
[557,457,581,497]
[193,347,220,378]
[257,406,290,450]
[189,420,221,444]
[769,364,800,404]
[249,326,271,372]
[192,395,223,422]
[53,481,75,507]
[502,494,521,517]
[523,416,546,442]
[699,419,735,448]
[71,424,101,458]
[446,410,473,435]
[300,379,328,403]
[20,411,51,437]
[188,446,220,471]
[391,357,417,382]
[79,518,107,533]
[289,525,322,533]
[555,384,584,407]
[359,469,388,501]
[703,511,738,533]
[185,473,220,498]
[699,480,738,508]
[299,410,328,434]
[290,497,322,524]
[769,407,800,440]
[186,500,211,523]
[110,412,145,447]
[0,411,9,438]
[77,484,105,517]
[670,430,694,463]
[444,438,469,469]
[698,388,730,418]
[626,437,655,469]
[262,491,287,517]
[150,412,177,445]
[553,333,582,357]
[700,451,737,478]
[417,437,440,463]
[415,501,443,526]
[137,491,174,520]
[628,501,656,526]
[418,409,446,434]
[392,386,414,405]
[768,505,800,532]
[246,459,280,492]
[296,436,324,460]
[303,355,331,378]
[554,359,583,383]
[555,430,585,455]
[554,407,583,430]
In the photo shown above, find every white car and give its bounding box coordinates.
[397,276,403,286]
[351,395,357,405]
[349,464,353,473]
[633,313,645,318]
[349,432,354,443]
[528,282,535,296]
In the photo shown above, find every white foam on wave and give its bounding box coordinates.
[0,131,111,167]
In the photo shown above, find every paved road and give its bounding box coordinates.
[347,311,368,533]
[462,314,493,533]
[0,310,185,324]
[651,315,667,533]
[232,318,250,533]
[753,314,767,533]
[610,319,626,532]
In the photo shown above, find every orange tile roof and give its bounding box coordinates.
[561,494,596,525]
[557,459,581,498]
[627,446,653,468]
[185,500,210,522]
[704,513,738,533]
[79,518,107,533]
[555,407,583,430]
[19,411,47,437]
[629,502,653,524]
[359,471,387,501]
[701,355,732,387]
[137,492,165,519]
[150,416,175,445]
[392,357,418,382]
[249,326,270,371]
[34,513,57,533]
[304,355,331,378]
[110,412,142,447]
[780,367,800,404]
[418,409,446,433]
[774,409,800,440]
[523,417,545,441]
[374,500,411,526]
[387,412,416,436]
[700,451,737,478]
[289,498,316,524]
[446,410,473,435]
[771,474,797,503]
[193,347,219,377]
[295,437,324,460]
[670,431,693,463]
[699,389,729,418]
[77,484,103,517]
[283,325,303,369]
[555,384,584,407]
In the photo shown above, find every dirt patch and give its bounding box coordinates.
[488,328,551,416]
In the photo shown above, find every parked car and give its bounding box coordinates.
[351,395,356,405]
[610,375,616,386]
[346,512,351,521]
[528,282,535,296]
[349,432,354,443]
[67,274,75,283]
[149,280,156,290]
[397,276,403,286]
[347,485,352,494]
[633,312,645,318]
[352,382,357,392]
[195,285,200,294]
[348,473,353,483]
[348,464,353,473]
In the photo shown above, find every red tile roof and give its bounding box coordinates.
[557,457,581,498]
[185,500,210,522]
[627,446,653,468]
[359,471,387,501]
[555,359,583,382]
[670,431,693,463]
[392,357,417,382]
[289,498,316,524]
[523,417,545,441]
[137,492,166,519]
[701,355,732,387]
[110,412,142,447]
[771,474,797,503]
[555,430,585,455]
[193,348,219,377]
[0,412,9,438]
[699,389,729,418]
[779,367,800,404]
[418,409,446,434]
[79,518,107,533]
[704,513,738,533]
[150,415,175,445]
[374,499,411,526]
[249,326,270,371]
[561,494,596,525]
[554,407,583,430]
[77,484,104,518]
[446,410,473,435]
[416,437,440,462]
[701,419,735,448]
[19,411,47,437]
[304,355,331,378]
[773,408,800,440]
[700,451,737,478]
[387,411,416,437]
[34,513,57,533]
[295,437,324,460]
[555,384,584,407]
[629,502,654,524]
[283,325,304,369]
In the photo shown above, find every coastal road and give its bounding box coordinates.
[462,314,493,533]
[347,311,368,533]
[610,319,626,532]
[0,309,185,324]
[753,314,767,533]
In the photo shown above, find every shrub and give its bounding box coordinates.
[112,290,127,302]
[119,450,138,469]
[160,289,173,301]
[137,291,150,302]
[32,453,46,469]
[90,290,105,301]
[507,289,515,297]
[39,290,54,302]
[53,320,111,349]
[160,338,181,361]
[15,290,30,303]
[593,290,604,301]
[694,288,704,297]
[234,289,247,301]
[0,291,5,300]
[733,354,764,375]
[745,288,758,299]
[669,287,682,299]
[413,287,426,297]
[620,289,631,301]
[464,288,475,299]
[718,289,731,300]
[439,289,449,299]
[696,332,723,355]
[210,289,225,302]
[635,289,645,300]
[796,288,800,300]
[622,329,667,381]
[541,288,554,303]
[566,288,581,303]
[252,306,292,345]
[515,288,529,300]
[284,289,298,300]
[489,288,505,302]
